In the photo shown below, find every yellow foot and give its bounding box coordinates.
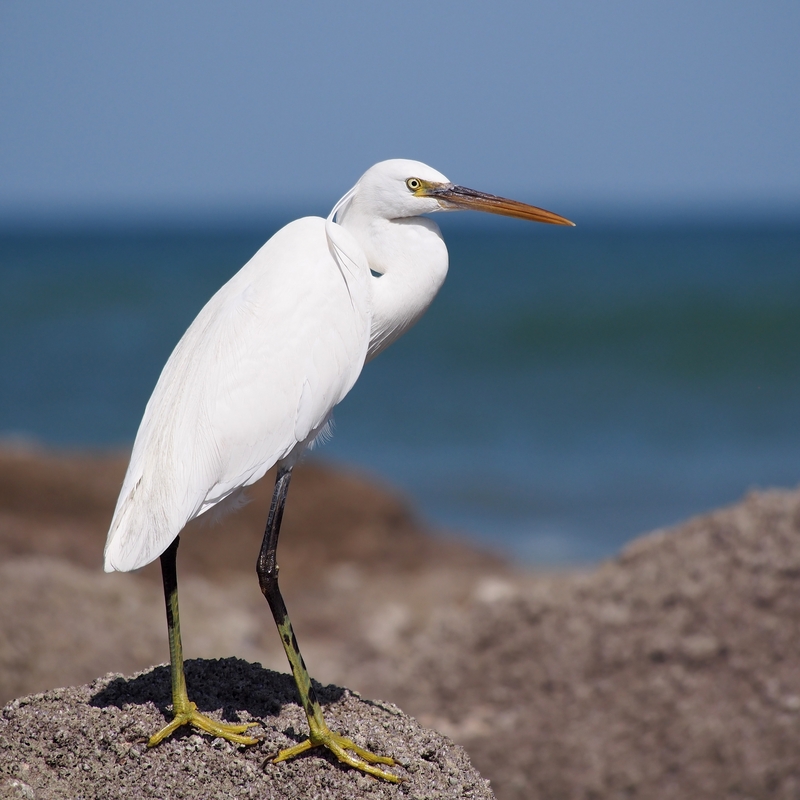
[271,728,401,783]
[148,700,260,748]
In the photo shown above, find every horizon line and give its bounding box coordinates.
[1,197,800,234]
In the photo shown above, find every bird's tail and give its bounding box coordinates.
[104,473,175,572]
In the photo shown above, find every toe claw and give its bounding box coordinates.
[268,728,401,783]
[148,708,260,748]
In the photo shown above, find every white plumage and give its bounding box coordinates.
[104,158,573,572]
[104,160,446,571]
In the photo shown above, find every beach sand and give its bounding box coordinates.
[0,446,798,798]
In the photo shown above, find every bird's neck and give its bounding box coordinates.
[340,214,449,361]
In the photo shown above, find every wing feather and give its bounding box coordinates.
[104,216,371,572]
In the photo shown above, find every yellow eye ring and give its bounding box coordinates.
[406,178,422,191]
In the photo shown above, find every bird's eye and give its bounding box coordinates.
[406,178,422,192]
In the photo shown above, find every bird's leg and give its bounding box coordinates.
[257,466,400,782]
[147,535,260,747]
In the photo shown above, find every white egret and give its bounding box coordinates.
[104,159,573,782]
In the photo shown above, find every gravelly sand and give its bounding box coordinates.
[1,446,799,799]
[0,658,491,799]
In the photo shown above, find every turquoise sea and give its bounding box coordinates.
[2,217,799,564]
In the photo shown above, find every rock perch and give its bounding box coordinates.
[0,658,493,800]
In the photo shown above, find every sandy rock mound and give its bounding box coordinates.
[0,658,492,800]
[4,447,800,799]
[392,489,800,800]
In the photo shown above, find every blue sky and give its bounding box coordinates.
[1,2,798,221]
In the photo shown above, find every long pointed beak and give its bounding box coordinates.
[426,184,575,226]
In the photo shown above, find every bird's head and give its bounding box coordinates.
[333,159,574,226]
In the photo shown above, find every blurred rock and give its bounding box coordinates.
[386,489,800,800]
[1,446,800,799]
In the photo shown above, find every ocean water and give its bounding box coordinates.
[2,218,799,565]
